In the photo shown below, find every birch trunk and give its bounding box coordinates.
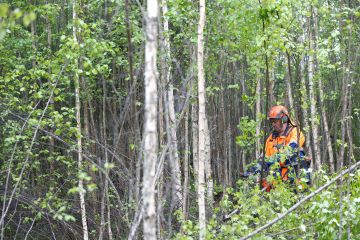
[162,0,182,214]
[338,10,352,238]
[285,51,295,114]
[338,10,352,172]
[197,0,207,238]
[299,20,314,162]
[300,56,313,161]
[142,0,158,238]
[157,45,165,240]
[307,15,321,171]
[220,85,227,186]
[255,74,262,160]
[73,1,89,239]
[182,109,189,220]
[99,77,112,240]
[269,69,276,105]
[205,119,213,212]
[312,7,335,172]
[192,104,199,181]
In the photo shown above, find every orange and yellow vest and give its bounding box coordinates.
[265,125,305,181]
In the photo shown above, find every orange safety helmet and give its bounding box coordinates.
[267,105,289,123]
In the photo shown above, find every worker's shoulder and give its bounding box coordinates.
[266,133,274,142]
[287,126,304,137]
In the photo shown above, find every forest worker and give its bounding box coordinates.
[260,105,310,191]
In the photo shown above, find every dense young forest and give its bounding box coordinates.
[0,0,359,239]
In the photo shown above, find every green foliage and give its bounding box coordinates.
[0,0,360,238]
[176,169,360,239]
[236,116,262,151]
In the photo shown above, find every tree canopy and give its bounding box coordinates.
[0,0,359,239]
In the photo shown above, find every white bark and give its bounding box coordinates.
[300,56,313,161]
[285,51,295,113]
[255,74,261,160]
[205,119,213,211]
[307,15,321,171]
[313,7,334,172]
[269,69,276,105]
[192,104,199,180]
[73,1,89,239]
[197,0,207,238]
[142,0,158,238]
[299,20,313,162]
[162,0,183,211]
[182,109,189,220]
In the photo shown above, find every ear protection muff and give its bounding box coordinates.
[279,110,288,123]
[281,115,288,123]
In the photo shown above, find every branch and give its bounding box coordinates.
[240,160,360,240]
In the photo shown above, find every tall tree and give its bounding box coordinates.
[313,7,335,172]
[73,0,89,239]
[162,0,182,225]
[307,12,321,171]
[142,0,159,238]
[197,0,207,238]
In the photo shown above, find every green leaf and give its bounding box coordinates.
[64,214,76,222]
[68,187,79,194]
[104,163,115,169]
[23,12,36,26]
[0,3,9,17]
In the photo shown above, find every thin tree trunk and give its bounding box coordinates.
[99,77,112,240]
[285,51,295,114]
[204,119,213,213]
[192,104,199,182]
[300,58,313,161]
[142,0,159,237]
[99,129,106,240]
[338,13,352,172]
[220,83,228,186]
[73,0,89,238]
[227,123,232,185]
[255,74,262,160]
[269,69,276,105]
[312,7,335,172]
[162,0,182,219]
[346,49,357,166]
[197,0,207,238]
[46,3,55,175]
[30,2,37,69]
[307,14,321,171]
[299,20,313,162]
[182,109,189,220]
[157,10,167,237]
[157,52,165,240]
[338,10,353,238]
[239,62,247,172]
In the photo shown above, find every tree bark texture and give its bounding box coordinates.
[307,14,321,171]
[73,1,89,239]
[162,0,183,217]
[142,0,159,238]
[312,7,335,172]
[197,0,207,238]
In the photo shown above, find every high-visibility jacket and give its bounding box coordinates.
[265,124,305,181]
